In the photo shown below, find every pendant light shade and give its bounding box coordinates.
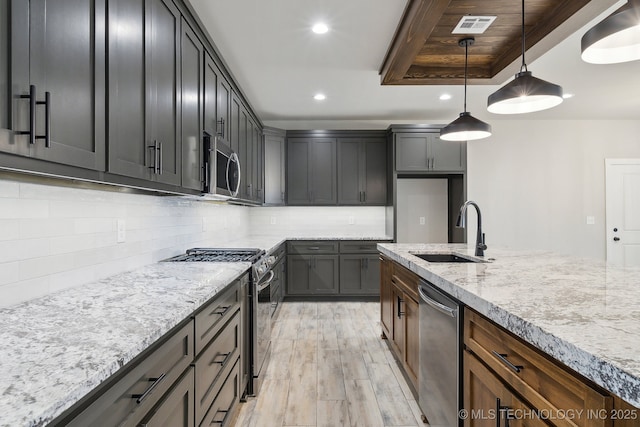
[581,0,640,64]
[487,0,563,114]
[487,71,563,114]
[440,38,491,142]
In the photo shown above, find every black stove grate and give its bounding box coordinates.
[165,248,264,263]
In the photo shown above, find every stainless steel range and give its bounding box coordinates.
[164,247,275,397]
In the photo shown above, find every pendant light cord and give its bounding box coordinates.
[520,0,528,73]
[464,40,468,113]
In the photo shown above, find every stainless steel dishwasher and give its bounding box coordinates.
[418,279,462,427]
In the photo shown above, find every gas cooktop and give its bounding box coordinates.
[164,248,265,263]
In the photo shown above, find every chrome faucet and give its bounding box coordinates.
[456,201,487,257]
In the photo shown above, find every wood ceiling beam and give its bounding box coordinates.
[379,0,453,85]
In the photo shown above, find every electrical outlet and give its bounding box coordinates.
[586,216,595,225]
[348,216,355,225]
[116,219,126,243]
[270,216,277,225]
[419,217,426,225]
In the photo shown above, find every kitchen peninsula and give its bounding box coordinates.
[378,243,640,413]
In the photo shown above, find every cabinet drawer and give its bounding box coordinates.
[391,261,419,301]
[200,359,240,427]
[195,311,240,425]
[465,308,612,427]
[66,321,194,427]
[339,240,381,253]
[287,240,338,254]
[138,366,195,427]
[195,281,241,356]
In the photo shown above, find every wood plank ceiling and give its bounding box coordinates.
[379,0,603,85]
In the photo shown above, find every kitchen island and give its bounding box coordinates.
[378,243,640,409]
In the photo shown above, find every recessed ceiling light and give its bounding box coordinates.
[439,93,452,101]
[312,23,329,34]
[314,93,326,101]
[562,93,575,99]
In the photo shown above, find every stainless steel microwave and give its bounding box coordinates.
[203,132,241,199]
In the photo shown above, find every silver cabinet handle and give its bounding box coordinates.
[210,351,232,366]
[132,373,166,404]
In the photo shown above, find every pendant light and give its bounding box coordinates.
[487,0,563,114]
[581,0,640,64]
[440,38,492,142]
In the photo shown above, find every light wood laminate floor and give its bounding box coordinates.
[233,301,426,427]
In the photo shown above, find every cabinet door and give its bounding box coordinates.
[148,0,181,185]
[264,133,285,205]
[363,138,387,205]
[0,2,12,148]
[254,125,264,203]
[404,294,419,385]
[287,255,311,295]
[430,135,465,172]
[310,138,337,204]
[310,255,339,294]
[380,257,393,338]
[361,254,381,294]
[395,133,430,172]
[464,351,547,427]
[203,53,218,137]
[180,20,203,191]
[287,138,310,205]
[338,138,361,204]
[339,255,364,294]
[240,111,252,200]
[217,71,231,141]
[229,94,241,156]
[391,282,405,356]
[10,0,106,170]
[138,367,195,427]
[107,0,148,180]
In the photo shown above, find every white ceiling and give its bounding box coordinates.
[189,0,640,130]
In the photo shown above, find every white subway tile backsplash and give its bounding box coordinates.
[0,180,20,198]
[0,262,20,286]
[0,219,20,241]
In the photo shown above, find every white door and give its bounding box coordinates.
[605,159,640,267]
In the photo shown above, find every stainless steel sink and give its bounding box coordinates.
[412,253,483,263]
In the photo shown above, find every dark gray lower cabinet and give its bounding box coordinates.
[54,277,245,427]
[287,255,339,295]
[339,254,381,295]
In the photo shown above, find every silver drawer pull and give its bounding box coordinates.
[132,373,166,404]
[211,305,231,317]
[307,246,321,250]
[211,352,231,366]
[491,351,524,373]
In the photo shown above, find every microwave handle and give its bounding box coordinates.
[227,152,241,198]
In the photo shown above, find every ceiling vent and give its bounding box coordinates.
[452,16,497,34]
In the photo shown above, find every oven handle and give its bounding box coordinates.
[257,270,275,292]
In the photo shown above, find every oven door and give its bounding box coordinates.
[252,270,274,395]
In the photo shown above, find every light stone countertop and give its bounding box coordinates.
[0,262,250,427]
[0,234,392,427]
[378,243,640,408]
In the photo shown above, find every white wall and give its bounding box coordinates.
[249,206,387,237]
[0,174,250,307]
[396,179,448,243]
[467,120,640,260]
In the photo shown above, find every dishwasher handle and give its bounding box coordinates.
[418,284,457,318]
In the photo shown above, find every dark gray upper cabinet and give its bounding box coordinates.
[263,129,286,205]
[287,137,337,205]
[338,137,387,205]
[180,19,203,191]
[254,125,264,203]
[3,0,106,170]
[108,0,182,186]
[395,132,466,172]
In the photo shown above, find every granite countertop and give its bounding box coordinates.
[0,234,393,426]
[0,262,250,427]
[378,243,640,408]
